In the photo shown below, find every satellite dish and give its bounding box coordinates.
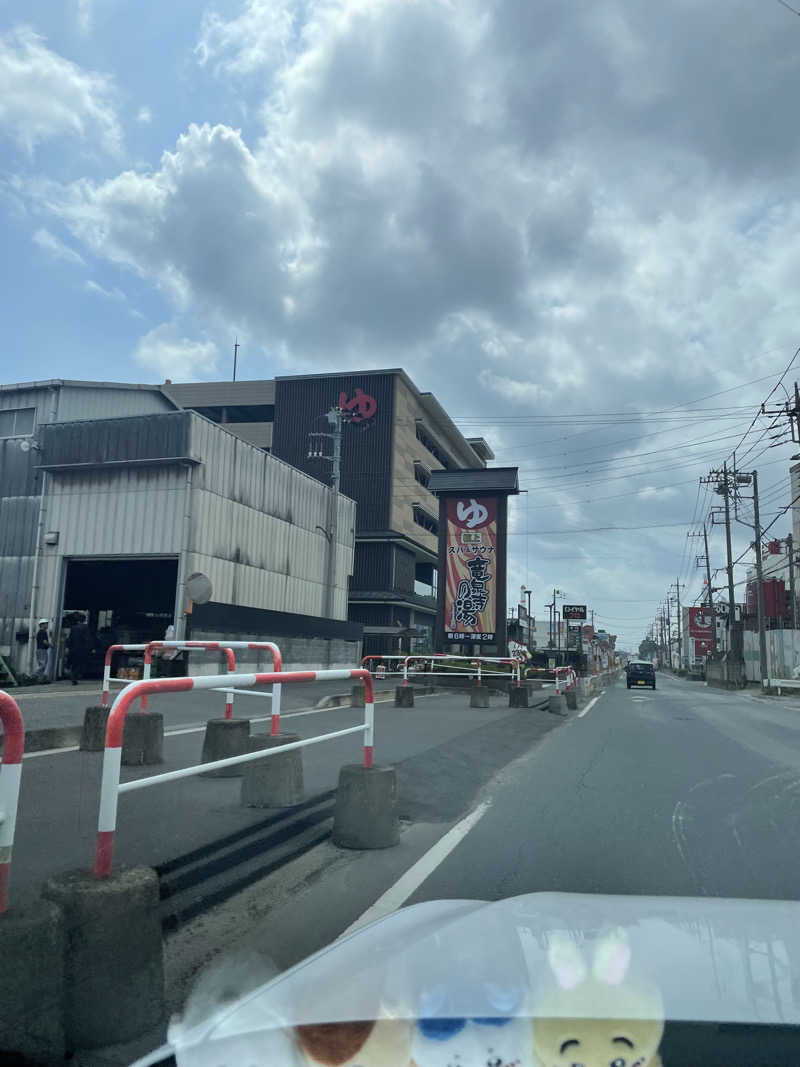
[185,572,213,605]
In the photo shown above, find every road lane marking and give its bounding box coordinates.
[340,801,490,937]
[578,694,601,718]
[24,745,80,760]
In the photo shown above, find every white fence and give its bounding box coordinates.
[743,629,800,681]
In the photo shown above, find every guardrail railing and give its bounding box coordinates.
[0,690,24,912]
[93,667,374,878]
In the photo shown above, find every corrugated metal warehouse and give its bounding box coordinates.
[0,381,357,679]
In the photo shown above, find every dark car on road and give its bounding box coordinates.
[626,660,656,689]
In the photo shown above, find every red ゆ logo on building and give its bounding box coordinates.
[338,388,377,422]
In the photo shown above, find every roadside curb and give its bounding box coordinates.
[24,724,83,753]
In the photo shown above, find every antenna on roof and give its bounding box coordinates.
[233,337,239,382]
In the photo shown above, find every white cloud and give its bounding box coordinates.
[134,324,219,381]
[33,227,86,265]
[0,26,121,154]
[196,0,294,76]
[136,106,152,124]
[85,279,124,300]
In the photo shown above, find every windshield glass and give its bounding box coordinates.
[3,2,800,1066]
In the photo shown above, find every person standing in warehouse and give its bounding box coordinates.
[66,614,92,685]
[35,619,51,680]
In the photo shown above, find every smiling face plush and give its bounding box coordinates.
[532,931,664,1067]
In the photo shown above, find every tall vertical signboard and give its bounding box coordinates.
[688,606,714,656]
[444,497,498,642]
[428,468,519,656]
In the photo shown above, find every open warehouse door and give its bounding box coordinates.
[59,557,178,679]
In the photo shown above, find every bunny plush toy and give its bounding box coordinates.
[531,929,664,1067]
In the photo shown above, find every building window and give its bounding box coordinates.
[412,503,438,536]
[413,461,430,489]
[0,407,35,438]
[415,421,453,469]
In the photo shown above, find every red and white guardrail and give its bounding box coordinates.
[101,642,236,712]
[93,667,374,878]
[0,691,24,913]
[103,641,284,726]
[361,654,521,687]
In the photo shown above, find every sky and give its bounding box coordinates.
[3,0,800,651]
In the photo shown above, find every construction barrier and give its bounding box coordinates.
[554,666,577,695]
[101,642,236,714]
[140,641,238,713]
[93,667,374,878]
[0,690,24,913]
[151,640,284,726]
[361,654,521,688]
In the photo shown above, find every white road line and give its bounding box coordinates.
[578,694,601,718]
[23,745,80,760]
[340,801,490,937]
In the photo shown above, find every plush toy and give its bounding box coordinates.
[531,929,664,1067]
[296,1019,414,1067]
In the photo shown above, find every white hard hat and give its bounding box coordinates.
[38,618,48,625]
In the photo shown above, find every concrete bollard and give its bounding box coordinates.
[548,693,568,716]
[242,732,304,807]
[201,718,251,777]
[42,867,164,1051]
[332,764,399,849]
[121,711,164,766]
[565,689,578,711]
[80,705,110,751]
[351,684,365,708]
[0,900,65,1065]
[395,685,415,708]
[509,686,530,707]
[470,687,490,708]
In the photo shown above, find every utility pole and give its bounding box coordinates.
[307,407,345,621]
[788,532,797,631]
[702,465,739,684]
[670,578,684,669]
[665,597,672,670]
[703,524,716,655]
[232,337,239,382]
[751,469,768,684]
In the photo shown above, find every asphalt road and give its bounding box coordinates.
[406,672,800,904]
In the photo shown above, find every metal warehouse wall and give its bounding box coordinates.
[55,385,172,421]
[188,415,354,619]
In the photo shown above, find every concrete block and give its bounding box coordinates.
[395,685,415,707]
[42,867,164,1051]
[121,711,164,766]
[565,689,578,711]
[201,718,251,777]
[351,683,365,708]
[242,732,303,807]
[80,705,110,751]
[333,764,399,849]
[509,686,530,707]
[0,900,65,1065]
[548,693,568,717]
[470,687,490,708]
